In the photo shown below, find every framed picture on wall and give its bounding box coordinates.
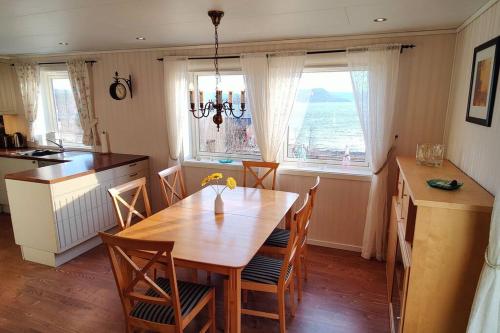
[466,36,500,127]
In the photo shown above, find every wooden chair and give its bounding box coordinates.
[242,161,279,190]
[108,177,152,230]
[296,176,320,300]
[259,176,320,301]
[158,165,187,207]
[99,232,215,333]
[158,166,199,283]
[233,194,309,333]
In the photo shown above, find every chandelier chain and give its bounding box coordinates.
[214,24,220,86]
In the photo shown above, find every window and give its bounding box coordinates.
[34,68,87,148]
[286,69,366,165]
[190,73,259,160]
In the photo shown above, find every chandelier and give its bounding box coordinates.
[188,10,246,131]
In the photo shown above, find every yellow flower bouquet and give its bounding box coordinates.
[201,172,237,194]
[201,173,236,214]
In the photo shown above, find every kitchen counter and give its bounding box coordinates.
[1,149,148,184]
[4,149,150,266]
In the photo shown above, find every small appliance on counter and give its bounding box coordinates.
[0,134,12,148]
[12,132,27,148]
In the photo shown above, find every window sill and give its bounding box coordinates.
[183,159,244,171]
[279,163,372,182]
[182,158,372,182]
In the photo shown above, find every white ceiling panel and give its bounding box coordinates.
[0,0,489,55]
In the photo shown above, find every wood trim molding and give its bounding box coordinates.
[307,238,362,253]
[456,0,499,32]
[10,29,457,59]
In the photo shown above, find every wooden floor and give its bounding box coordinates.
[0,213,389,333]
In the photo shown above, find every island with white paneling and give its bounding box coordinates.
[3,150,149,267]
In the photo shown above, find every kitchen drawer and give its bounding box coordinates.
[113,160,148,179]
[113,168,148,186]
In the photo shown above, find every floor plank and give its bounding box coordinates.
[0,214,389,332]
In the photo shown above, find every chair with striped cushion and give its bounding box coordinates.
[259,176,320,301]
[296,176,320,300]
[235,194,308,333]
[100,232,215,333]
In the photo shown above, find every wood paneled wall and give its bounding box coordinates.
[5,31,456,250]
[445,1,500,195]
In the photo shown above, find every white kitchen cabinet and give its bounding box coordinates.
[6,159,149,266]
[0,157,38,212]
[0,63,19,115]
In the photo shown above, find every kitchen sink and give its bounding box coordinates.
[14,149,62,157]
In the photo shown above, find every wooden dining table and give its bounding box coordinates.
[117,186,299,333]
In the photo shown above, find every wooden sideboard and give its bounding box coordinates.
[387,156,494,333]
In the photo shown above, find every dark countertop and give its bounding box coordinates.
[1,149,148,184]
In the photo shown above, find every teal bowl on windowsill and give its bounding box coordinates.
[218,159,233,164]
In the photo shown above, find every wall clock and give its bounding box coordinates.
[109,71,133,100]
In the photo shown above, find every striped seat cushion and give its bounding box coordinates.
[130,277,211,325]
[264,228,290,248]
[242,255,293,285]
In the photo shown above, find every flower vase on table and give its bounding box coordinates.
[201,173,237,214]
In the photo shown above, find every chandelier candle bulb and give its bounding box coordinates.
[216,90,222,104]
[199,91,204,104]
[228,91,233,104]
[189,89,194,104]
[241,90,245,104]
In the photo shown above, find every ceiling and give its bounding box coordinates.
[0,0,490,55]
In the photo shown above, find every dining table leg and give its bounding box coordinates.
[227,267,242,333]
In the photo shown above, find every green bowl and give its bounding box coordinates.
[427,179,463,191]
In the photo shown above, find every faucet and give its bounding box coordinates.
[47,139,64,152]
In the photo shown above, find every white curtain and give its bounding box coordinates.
[467,194,500,333]
[67,60,98,146]
[241,52,305,162]
[14,63,40,141]
[163,57,188,164]
[348,45,401,260]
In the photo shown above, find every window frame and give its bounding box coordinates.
[37,67,89,149]
[188,70,261,161]
[282,66,369,168]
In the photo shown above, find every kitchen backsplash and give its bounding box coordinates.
[3,114,27,135]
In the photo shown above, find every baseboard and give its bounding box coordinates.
[1,204,10,214]
[307,238,362,252]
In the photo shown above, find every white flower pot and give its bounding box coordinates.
[214,193,224,214]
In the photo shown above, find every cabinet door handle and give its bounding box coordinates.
[129,163,137,167]
[129,172,138,178]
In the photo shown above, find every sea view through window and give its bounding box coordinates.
[287,70,366,163]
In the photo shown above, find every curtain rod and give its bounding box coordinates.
[156,44,416,62]
[10,60,97,66]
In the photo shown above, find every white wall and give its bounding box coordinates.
[445,1,500,195]
[5,31,456,250]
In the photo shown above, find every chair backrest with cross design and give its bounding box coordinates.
[158,165,187,208]
[99,232,183,331]
[242,161,279,190]
[108,177,152,230]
